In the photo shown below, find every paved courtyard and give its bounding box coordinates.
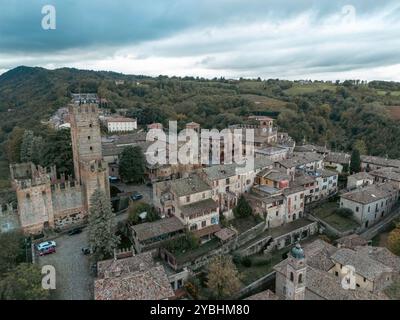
[36,183,152,300]
[37,229,94,300]
[112,182,153,205]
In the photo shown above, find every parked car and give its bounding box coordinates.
[130,192,143,201]
[68,228,82,236]
[91,263,98,276]
[39,246,56,256]
[37,241,57,251]
[109,176,119,183]
[81,247,91,255]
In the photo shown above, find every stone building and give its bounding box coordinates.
[94,250,175,300]
[10,102,110,234]
[273,239,396,300]
[347,172,374,190]
[324,152,350,173]
[361,155,400,172]
[340,182,399,230]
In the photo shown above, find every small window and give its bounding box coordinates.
[88,136,91,140]
[90,146,93,151]
[290,272,294,282]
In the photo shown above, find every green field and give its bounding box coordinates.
[284,83,336,95]
[241,94,287,111]
[313,201,360,232]
[377,90,400,96]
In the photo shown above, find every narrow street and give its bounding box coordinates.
[361,204,400,240]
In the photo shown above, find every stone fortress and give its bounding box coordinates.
[7,99,109,234]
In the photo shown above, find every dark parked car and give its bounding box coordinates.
[81,247,91,255]
[91,263,98,276]
[40,246,56,256]
[130,192,143,201]
[68,228,82,236]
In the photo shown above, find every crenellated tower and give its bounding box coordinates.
[69,103,110,211]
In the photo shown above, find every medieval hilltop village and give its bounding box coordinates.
[1,91,400,301]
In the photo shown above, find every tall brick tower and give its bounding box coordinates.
[69,103,110,212]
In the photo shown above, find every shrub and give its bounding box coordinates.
[241,257,252,268]
[333,208,353,218]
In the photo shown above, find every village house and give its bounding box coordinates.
[246,185,287,228]
[153,174,221,242]
[347,172,374,190]
[340,182,399,230]
[198,158,274,218]
[273,239,398,300]
[294,144,330,155]
[102,116,137,133]
[255,168,290,189]
[324,152,351,173]
[94,250,175,300]
[361,155,400,172]
[131,216,185,253]
[309,169,338,201]
[255,146,289,162]
[257,167,338,205]
[275,152,324,178]
[369,167,400,189]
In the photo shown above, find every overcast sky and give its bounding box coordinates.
[1,0,400,80]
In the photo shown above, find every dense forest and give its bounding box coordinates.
[1,66,400,190]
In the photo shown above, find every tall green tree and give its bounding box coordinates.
[350,149,361,174]
[206,255,241,299]
[88,189,120,261]
[0,230,26,275]
[388,226,400,256]
[5,127,25,163]
[0,263,49,300]
[40,129,73,176]
[128,202,159,225]
[119,146,146,183]
[20,130,35,163]
[353,139,367,155]
[233,195,253,219]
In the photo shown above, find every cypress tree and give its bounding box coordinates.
[87,189,120,261]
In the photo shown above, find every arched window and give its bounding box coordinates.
[298,273,303,284]
[290,272,294,282]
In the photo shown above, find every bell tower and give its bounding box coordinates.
[285,243,307,300]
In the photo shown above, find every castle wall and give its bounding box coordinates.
[12,102,111,234]
[51,182,86,228]
[16,182,55,234]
